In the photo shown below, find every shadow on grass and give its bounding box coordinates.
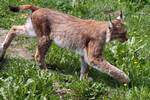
[1,57,149,89]
[46,62,122,87]
[46,61,150,89]
[46,62,80,80]
[0,58,9,70]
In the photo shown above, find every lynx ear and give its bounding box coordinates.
[108,15,113,28]
[117,10,124,20]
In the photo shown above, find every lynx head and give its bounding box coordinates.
[108,11,128,42]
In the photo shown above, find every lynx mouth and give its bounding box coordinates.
[119,38,128,43]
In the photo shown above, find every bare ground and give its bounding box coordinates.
[0,28,33,60]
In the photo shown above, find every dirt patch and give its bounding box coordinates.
[0,28,8,43]
[0,28,33,60]
[52,81,73,99]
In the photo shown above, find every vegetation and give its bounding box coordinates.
[0,0,150,99]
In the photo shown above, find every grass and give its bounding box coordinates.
[0,0,150,99]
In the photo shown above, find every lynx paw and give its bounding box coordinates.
[80,74,93,81]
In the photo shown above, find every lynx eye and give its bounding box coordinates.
[116,25,121,28]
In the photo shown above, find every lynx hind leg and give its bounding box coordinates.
[0,44,5,61]
[0,17,38,61]
[0,25,26,61]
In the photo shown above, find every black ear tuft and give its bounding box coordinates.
[120,10,123,19]
[8,5,20,12]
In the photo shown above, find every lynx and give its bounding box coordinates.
[0,5,129,83]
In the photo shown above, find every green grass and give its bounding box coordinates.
[0,0,150,99]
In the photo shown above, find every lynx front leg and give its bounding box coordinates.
[35,36,51,69]
[91,57,130,83]
[86,41,130,84]
[80,56,89,80]
[0,25,25,61]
